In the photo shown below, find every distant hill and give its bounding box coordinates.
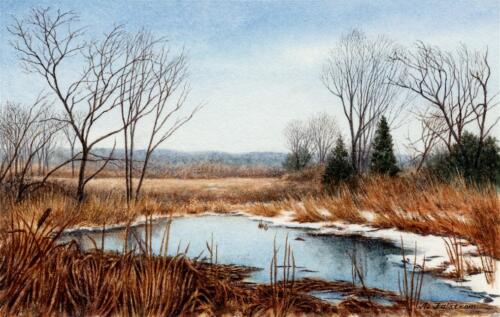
[64,148,288,167]
[56,148,412,169]
[149,149,288,167]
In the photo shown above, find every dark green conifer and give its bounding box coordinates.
[370,116,399,176]
[322,136,355,191]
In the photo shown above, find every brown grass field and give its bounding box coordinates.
[3,173,497,259]
[0,209,497,316]
[51,162,283,179]
[0,171,499,316]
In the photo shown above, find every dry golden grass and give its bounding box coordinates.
[0,177,317,228]
[358,175,500,259]
[0,212,250,316]
[57,176,318,204]
[51,162,283,179]
[2,211,421,316]
[160,162,284,179]
[1,173,498,263]
[315,190,363,223]
[442,235,482,281]
[248,202,284,217]
[1,181,499,316]
[293,196,330,222]
[281,165,325,182]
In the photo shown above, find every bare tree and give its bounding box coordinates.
[61,121,78,178]
[119,31,200,203]
[392,43,499,171]
[283,120,313,170]
[284,120,312,155]
[60,110,85,178]
[0,98,43,184]
[322,30,407,172]
[36,119,59,176]
[307,112,339,164]
[405,114,444,172]
[0,98,62,201]
[9,8,146,201]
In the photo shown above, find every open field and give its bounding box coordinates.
[73,177,296,196]
[1,173,499,316]
[50,162,284,179]
[3,174,498,259]
[0,177,314,229]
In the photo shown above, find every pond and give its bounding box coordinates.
[61,214,495,304]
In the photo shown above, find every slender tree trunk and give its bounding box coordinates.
[76,150,88,202]
[135,151,152,202]
[123,125,130,205]
[71,146,75,177]
[129,123,136,202]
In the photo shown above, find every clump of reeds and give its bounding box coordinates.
[249,202,284,217]
[358,175,499,261]
[349,251,374,306]
[397,238,425,317]
[318,189,363,223]
[1,209,344,316]
[442,235,480,281]
[466,186,500,265]
[293,196,330,222]
[0,211,233,316]
[269,235,296,317]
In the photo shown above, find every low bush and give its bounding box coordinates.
[427,132,500,185]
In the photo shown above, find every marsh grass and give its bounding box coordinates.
[0,210,364,316]
[353,176,500,260]
[52,162,283,179]
[316,189,363,223]
[397,238,425,317]
[249,202,284,217]
[442,235,480,281]
[293,196,330,222]
[1,206,497,316]
[269,235,296,317]
[0,211,221,316]
[0,147,498,316]
[2,174,498,262]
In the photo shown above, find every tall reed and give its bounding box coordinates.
[398,238,425,317]
[270,235,296,317]
[0,211,227,315]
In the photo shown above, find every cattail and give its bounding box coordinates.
[37,208,52,229]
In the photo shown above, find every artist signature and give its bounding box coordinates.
[419,302,483,310]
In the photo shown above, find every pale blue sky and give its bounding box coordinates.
[1,0,499,152]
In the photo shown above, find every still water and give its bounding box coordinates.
[61,214,495,303]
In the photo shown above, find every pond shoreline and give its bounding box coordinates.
[63,210,500,306]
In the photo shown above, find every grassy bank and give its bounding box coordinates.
[2,174,497,261]
[1,212,497,316]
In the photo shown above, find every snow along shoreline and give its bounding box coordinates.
[63,210,500,306]
[240,210,500,306]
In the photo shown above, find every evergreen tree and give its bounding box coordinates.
[322,136,355,191]
[370,116,399,176]
[429,132,500,185]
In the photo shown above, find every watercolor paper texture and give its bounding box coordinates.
[0,1,499,316]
